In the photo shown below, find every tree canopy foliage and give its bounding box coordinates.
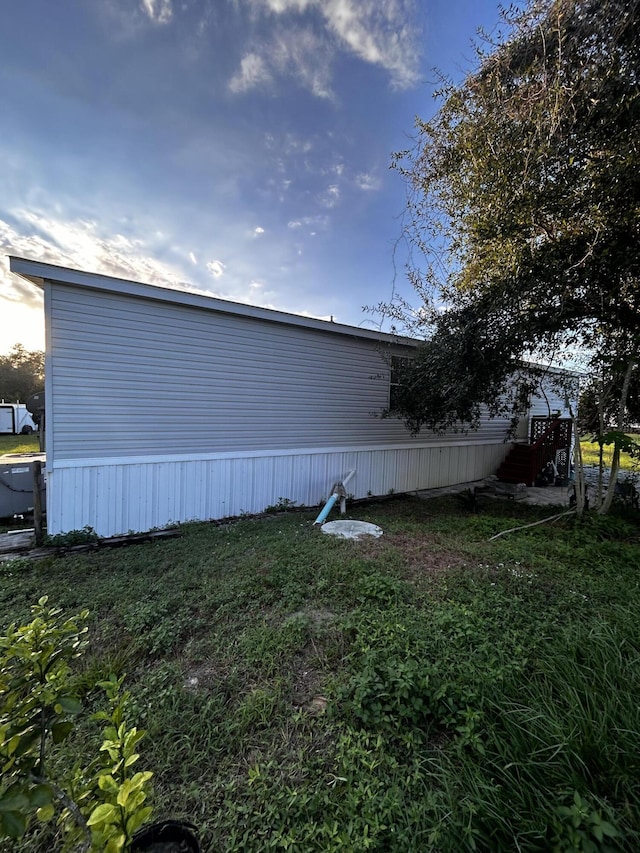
[0,344,45,402]
[386,0,639,436]
[579,368,640,434]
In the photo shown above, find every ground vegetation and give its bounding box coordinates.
[1,498,638,851]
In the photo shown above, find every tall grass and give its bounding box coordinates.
[432,616,640,851]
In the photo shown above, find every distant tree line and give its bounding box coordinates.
[0,344,44,402]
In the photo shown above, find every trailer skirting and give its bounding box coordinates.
[46,442,512,537]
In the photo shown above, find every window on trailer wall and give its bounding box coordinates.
[389,356,414,411]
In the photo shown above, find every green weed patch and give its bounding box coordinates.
[1,498,639,851]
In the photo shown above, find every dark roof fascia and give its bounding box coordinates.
[520,359,585,380]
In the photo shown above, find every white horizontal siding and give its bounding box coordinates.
[530,374,578,419]
[46,442,511,537]
[47,283,513,461]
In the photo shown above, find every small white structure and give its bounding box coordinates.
[321,520,383,540]
[0,403,37,435]
[10,257,573,537]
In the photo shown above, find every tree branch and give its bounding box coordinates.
[31,774,91,852]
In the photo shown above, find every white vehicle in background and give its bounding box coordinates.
[0,402,38,435]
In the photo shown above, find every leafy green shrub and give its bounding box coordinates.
[0,598,153,851]
[263,497,297,513]
[44,527,99,547]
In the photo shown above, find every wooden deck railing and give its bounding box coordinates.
[527,417,572,484]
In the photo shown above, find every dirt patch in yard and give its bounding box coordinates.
[290,646,329,712]
[287,610,340,712]
[391,531,469,570]
[356,531,469,579]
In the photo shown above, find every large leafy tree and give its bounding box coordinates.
[387,0,639,507]
[0,344,45,402]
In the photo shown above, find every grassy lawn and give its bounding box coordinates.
[580,434,639,470]
[0,433,40,455]
[1,497,639,852]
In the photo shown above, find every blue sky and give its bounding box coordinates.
[1,0,507,354]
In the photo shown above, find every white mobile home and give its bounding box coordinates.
[10,257,566,537]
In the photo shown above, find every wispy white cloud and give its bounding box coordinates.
[231,26,334,98]
[0,210,212,301]
[274,27,334,98]
[229,53,272,93]
[0,210,214,352]
[355,171,381,191]
[141,0,173,25]
[297,309,334,322]
[236,0,421,95]
[206,259,226,278]
[287,214,329,230]
[264,132,313,156]
[324,0,420,90]
[319,184,340,208]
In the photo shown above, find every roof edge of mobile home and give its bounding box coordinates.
[9,256,416,346]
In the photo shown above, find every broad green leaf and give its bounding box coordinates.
[123,728,145,752]
[0,785,29,813]
[91,710,112,722]
[98,774,119,794]
[126,805,152,835]
[11,728,40,758]
[87,803,117,826]
[54,696,83,714]
[28,785,53,808]
[128,791,147,812]
[116,781,131,808]
[0,810,27,839]
[36,803,55,822]
[600,821,620,837]
[105,833,127,853]
[6,735,21,757]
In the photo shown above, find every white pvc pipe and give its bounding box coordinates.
[342,469,356,488]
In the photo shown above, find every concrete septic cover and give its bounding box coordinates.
[320,520,383,540]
